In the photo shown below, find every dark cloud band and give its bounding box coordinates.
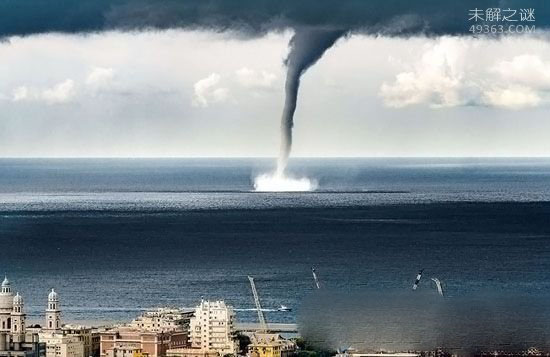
[0,0,548,37]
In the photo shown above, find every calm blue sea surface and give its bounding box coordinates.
[1,158,550,333]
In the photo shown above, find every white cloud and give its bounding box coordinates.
[12,86,29,101]
[192,73,228,107]
[210,87,229,102]
[86,67,115,89]
[484,86,541,109]
[491,54,550,89]
[11,79,76,104]
[235,67,277,89]
[380,37,475,108]
[380,37,550,109]
[42,79,75,104]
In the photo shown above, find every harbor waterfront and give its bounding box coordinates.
[2,276,550,357]
[3,158,550,356]
[0,277,297,357]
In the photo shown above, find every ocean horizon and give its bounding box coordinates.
[2,157,550,332]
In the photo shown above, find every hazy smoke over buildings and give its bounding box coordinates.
[299,290,550,355]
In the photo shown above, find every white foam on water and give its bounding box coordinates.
[253,172,318,192]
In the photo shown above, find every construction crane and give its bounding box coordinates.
[248,276,267,332]
[312,267,320,289]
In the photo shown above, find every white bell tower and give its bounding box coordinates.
[11,292,26,342]
[0,276,14,333]
[45,288,61,331]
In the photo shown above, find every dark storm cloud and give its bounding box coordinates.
[0,0,548,37]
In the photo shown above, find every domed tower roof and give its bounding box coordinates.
[0,276,14,312]
[13,292,23,305]
[48,288,59,302]
[1,277,9,287]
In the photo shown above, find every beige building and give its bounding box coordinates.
[103,343,144,357]
[0,331,45,357]
[62,326,95,357]
[100,327,187,357]
[40,333,84,357]
[99,307,191,357]
[0,277,46,357]
[35,326,95,357]
[91,331,101,357]
[188,300,236,357]
[165,348,218,357]
[31,289,93,357]
[129,309,193,333]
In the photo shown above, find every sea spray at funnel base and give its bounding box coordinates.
[257,28,345,191]
[254,172,318,192]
